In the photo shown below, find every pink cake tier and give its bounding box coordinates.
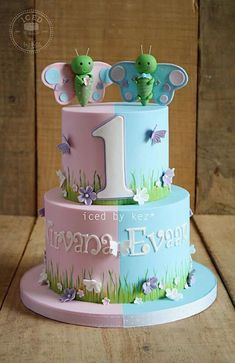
[59,103,171,205]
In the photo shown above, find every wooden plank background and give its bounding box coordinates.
[0,1,36,215]
[0,1,234,216]
[197,0,235,214]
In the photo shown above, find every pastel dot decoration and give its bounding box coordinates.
[45,69,60,85]
[169,70,185,86]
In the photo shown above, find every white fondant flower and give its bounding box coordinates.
[57,282,63,291]
[63,190,67,198]
[56,169,66,188]
[120,240,131,256]
[72,184,78,192]
[166,288,183,301]
[134,297,143,304]
[46,280,50,288]
[158,281,165,290]
[189,244,196,254]
[184,283,189,289]
[109,240,119,257]
[174,277,180,286]
[77,289,85,298]
[83,279,102,293]
[155,179,162,188]
[38,270,48,285]
[133,188,149,205]
[102,297,110,305]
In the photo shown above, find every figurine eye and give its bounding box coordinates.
[88,62,91,64]
[80,62,83,65]
[138,62,141,65]
[147,62,150,65]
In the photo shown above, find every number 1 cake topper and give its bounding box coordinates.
[109,45,188,106]
[41,48,112,106]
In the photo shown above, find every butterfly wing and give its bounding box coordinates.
[41,63,75,105]
[109,61,138,102]
[151,130,167,144]
[89,62,112,103]
[152,64,188,106]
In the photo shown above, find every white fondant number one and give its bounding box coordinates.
[92,115,133,199]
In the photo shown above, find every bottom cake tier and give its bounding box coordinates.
[43,186,195,304]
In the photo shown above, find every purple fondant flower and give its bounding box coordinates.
[162,168,175,187]
[102,297,110,305]
[60,288,76,302]
[78,186,97,206]
[187,269,196,287]
[142,276,158,295]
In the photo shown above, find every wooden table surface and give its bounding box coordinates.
[0,215,234,363]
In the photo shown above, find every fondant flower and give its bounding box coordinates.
[57,282,63,292]
[120,240,131,256]
[102,297,110,305]
[155,179,162,188]
[78,186,97,206]
[158,281,165,290]
[109,240,119,257]
[162,168,175,187]
[77,289,85,298]
[133,188,149,205]
[38,270,48,285]
[56,169,66,188]
[62,190,67,198]
[72,183,78,192]
[187,269,196,287]
[83,279,101,293]
[174,277,180,286]
[189,244,196,255]
[166,288,183,301]
[46,280,50,288]
[142,276,158,295]
[60,288,76,302]
[134,297,143,304]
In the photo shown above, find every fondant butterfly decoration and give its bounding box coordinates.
[151,125,167,144]
[57,135,71,154]
[41,49,112,106]
[109,45,188,106]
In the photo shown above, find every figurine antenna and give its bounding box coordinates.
[75,48,79,56]
[148,45,152,54]
[140,44,143,54]
[86,47,90,55]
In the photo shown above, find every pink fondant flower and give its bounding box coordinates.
[102,297,110,305]
[60,288,76,302]
[78,186,97,206]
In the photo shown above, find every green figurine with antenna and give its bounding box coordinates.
[71,48,94,107]
[134,45,157,106]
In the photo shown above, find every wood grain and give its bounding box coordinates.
[0,215,35,308]
[36,0,198,209]
[194,215,235,306]
[196,0,235,214]
[0,2,36,215]
[0,218,234,363]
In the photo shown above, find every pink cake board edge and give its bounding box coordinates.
[20,264,217,328]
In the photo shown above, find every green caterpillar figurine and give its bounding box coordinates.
[71,49,94,107]
[134,45,157,106]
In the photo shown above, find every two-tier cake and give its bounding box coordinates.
[20,48,217,327]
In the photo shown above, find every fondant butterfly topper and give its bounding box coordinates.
[41,48,112,107]
[109,45,188,106]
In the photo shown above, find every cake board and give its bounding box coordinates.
[20,261,217,328]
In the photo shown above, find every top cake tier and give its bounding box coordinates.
[60,102,171,205]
